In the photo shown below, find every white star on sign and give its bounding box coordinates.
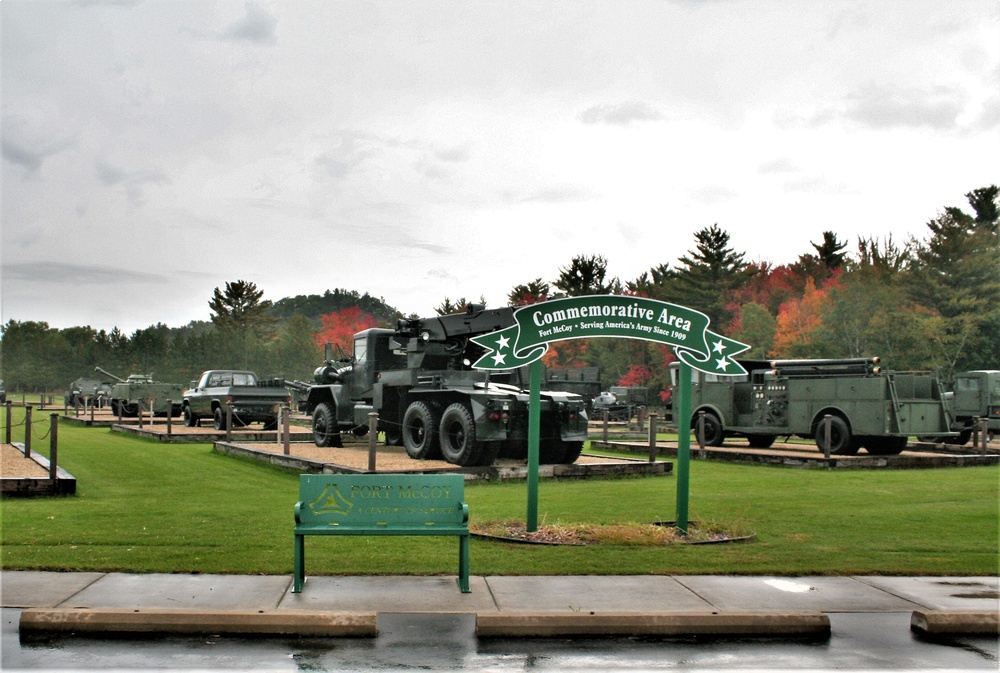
[712,340,727,354]
[492,352,507,365]
[715,358,730,371]
[496,335,510,351]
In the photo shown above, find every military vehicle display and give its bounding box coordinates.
[669,357,956,455]
[95,367,184,417]
[592,386,649,422]
[0,379,6,405]
[920,370,1000,444]
[304,304,589,467]
[182,370,291,431]
[65,376,112,408]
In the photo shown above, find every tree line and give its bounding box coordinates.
[1,185,996,400]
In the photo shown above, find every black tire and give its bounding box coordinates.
[213,406,228,431]
[183,406,199,427]
[402,401,440,459]
[439,403,494,467]
[814,416,859,455]
[312,402,342,447]
[384,425,402,446]
[863,436,908,455]
[559,440,584,464]
[746,434,776,449]
[694,411,724,447]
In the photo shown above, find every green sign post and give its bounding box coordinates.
[470,295,750,534]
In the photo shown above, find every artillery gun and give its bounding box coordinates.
[95,367,184,417]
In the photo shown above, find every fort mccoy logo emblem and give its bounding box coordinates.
[308,483,354,518]
[470,295,750,376]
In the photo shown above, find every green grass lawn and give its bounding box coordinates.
[2,408,997,577]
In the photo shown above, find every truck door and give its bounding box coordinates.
[952,373,983,420]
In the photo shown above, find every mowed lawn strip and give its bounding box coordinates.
[1,410,997,577]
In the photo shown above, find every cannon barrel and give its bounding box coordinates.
[94,366,126,383]
[770,364,880,378]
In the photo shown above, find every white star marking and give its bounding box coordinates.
[712,340,727,354]
[496,335,510,351]
[492,352,507,365]
[715,358,729,371]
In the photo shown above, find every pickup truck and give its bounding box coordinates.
[182,370,291,431]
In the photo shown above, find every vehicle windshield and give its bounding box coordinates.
[354,336,367,366]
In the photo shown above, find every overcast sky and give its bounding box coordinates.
[2,0,997,334]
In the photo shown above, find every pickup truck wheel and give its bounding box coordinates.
[814,416,859,455]
[403,401,441,460]
[213,407,228,431]
[183,406,199,427]
[439,403,492,466]
[693,411,724,447]
[312,403,342,448]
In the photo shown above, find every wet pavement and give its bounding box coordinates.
[2,572,997,671]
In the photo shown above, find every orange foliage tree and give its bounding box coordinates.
[770,277,831,357]
[312,307,380,356]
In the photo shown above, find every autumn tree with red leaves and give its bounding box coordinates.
[312,306,380,356]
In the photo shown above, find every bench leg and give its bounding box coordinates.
[293,533,305,593]
[458,533,470,593]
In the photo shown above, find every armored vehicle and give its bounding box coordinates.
[670,358,956,455]
[95,367,184,417]
[65,376,112,408]
[304,304,589,467]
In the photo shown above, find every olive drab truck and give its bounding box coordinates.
[923,370,1000,444]
[670,358,957,455]
[304,304,590,467]
[95,367,184,417]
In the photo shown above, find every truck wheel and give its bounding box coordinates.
[746,434,776,449]
[402,401,441,460]
[814,416,859,455]
[693,411,724,447]
[213,407,228,431]
[183,406,199,427]
[312,403,342,448]
[557,440,584,464]
[439,403,493,466]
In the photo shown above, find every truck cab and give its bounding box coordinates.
[951,370,1000,432]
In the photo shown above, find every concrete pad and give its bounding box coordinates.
[19,607,376,637]
[56,573,291,611]
[475,611,831,638]
[1,571,105,608]
[278,575,496,613]
[484,575,714,613]
[857,576,1000,611]
[910,610,1000,636]
[674,576,924,612]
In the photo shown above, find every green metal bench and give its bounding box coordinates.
[293,473,470,593]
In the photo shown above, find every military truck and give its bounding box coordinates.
[95,367,184,417]
[592,386,649,422]
[920,370,1000,444]
[304,304,589,467]
[182,370,291,431]
[669,358,956,455]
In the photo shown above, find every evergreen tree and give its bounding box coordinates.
[553,254,618,296]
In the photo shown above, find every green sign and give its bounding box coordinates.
[470,295,750,375]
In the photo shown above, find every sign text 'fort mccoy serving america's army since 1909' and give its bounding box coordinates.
[469,295,751,377]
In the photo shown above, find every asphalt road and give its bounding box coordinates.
[5,609,998,672]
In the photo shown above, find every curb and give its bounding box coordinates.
[910,610,1000,636]
[19,608,377,637]
[475,611,831,638]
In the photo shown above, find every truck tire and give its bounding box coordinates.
[213,406,228,431]
[402,401,440,460]
[540,440,583,464]
[439,403,497,467]
[814,416,859,455]
[312,402,342,448]
[693,411,724,447]
[183,406,199,427]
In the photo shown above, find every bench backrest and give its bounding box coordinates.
[296,474,467,528]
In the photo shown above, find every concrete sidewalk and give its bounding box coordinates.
[3,571,997,639]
